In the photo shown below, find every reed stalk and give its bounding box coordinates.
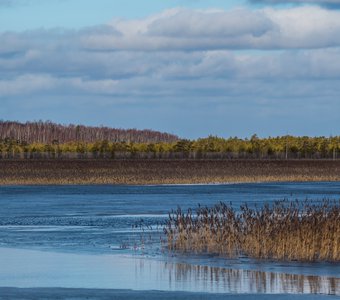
[165,200,340,261]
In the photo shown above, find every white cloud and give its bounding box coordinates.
[0,74,56,95]
[2,6,340,53]
[1,6,340,135]
[263,6,340,48]
[68,77,119,94]
[81,6,340,50]
[146,8,273,38]
[0,74,120,97]
[2,45,340,100]
[4,48,340,82]
[251,0,340,5]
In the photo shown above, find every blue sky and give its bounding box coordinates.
[0,0,247,31]
[1,0,340,138]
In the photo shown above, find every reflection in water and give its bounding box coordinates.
[0,247,338,295]
[143,260,340,295]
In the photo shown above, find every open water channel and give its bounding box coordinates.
[0,183,339,298]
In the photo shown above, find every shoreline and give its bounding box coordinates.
[1,180,340,187]
[1,288,337,300]
[1,159,340,185]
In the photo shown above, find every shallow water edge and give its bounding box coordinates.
[0,247,339,296]
[0,288,338,300]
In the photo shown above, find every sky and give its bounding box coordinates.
[1,0,340,138]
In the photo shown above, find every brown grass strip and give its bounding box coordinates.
[0,159,340,185]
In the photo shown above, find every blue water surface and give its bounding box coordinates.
[0,182,340,295]
[0,182,339,254]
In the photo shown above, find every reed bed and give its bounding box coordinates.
[165,200,340,261]
[1,159,340,185]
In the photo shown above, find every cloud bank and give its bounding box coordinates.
[84,6,340,50]
[250,0,340,9]
[1,6,340,53]
[251,0,340,4]
[1,6,340,137]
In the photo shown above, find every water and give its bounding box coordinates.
[0,182,339,295]
[0,248,339,295]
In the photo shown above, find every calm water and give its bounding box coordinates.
[0,182,339,295]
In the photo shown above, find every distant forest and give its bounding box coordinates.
[0,121,339,160]
[0,121,178,144]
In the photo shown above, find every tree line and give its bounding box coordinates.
[1,134,340,160]
[0,121,178,144]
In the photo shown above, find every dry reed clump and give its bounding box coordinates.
[165,200,340,262]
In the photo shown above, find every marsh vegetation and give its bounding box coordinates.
[1,159,340,185]
[165,200,340,262]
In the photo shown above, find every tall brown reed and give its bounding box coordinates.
[165,200,340,261]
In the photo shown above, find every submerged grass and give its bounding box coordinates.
[165,200,340,262]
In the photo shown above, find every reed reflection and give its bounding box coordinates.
[159,262,340,295]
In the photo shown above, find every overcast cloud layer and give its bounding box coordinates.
[1,4,340,137]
